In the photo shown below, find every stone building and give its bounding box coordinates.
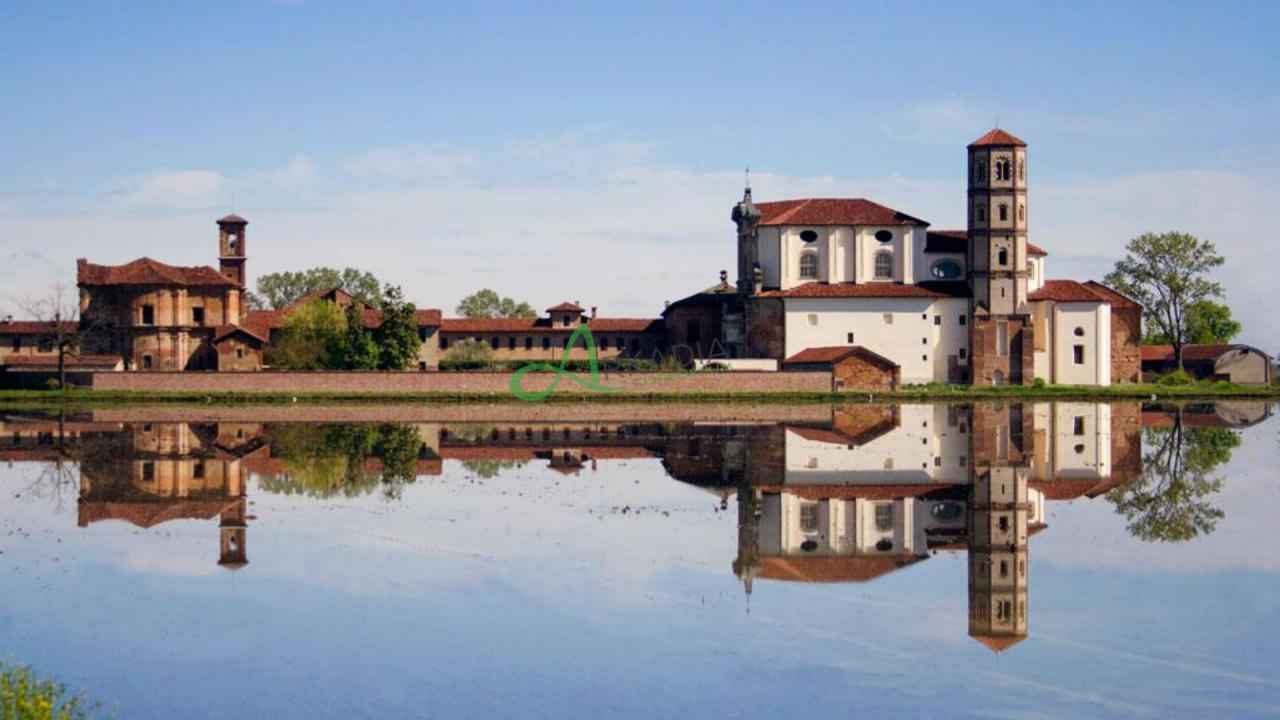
[717,129,1142,387]
[436,301,663,364]
[77,214,258,370]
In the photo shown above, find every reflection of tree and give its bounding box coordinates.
[257,424,423,500]
[460,459,526,479]
[1107,413,1240,542]
[17,413,128,513]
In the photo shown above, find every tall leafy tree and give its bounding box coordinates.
[267,299,348,369]
[343,302,380,370]
[1106,411,1239,542]
[373,285,421,370]
[456,288,536,319]
[256,267,384,310]
[1104,232,1225,370]
[1145,299,1242,345]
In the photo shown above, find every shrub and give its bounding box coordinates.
[699,362,730,372]
[1032,377,1047,388]
[44,378,62,391]
[0,664,95,719]
[440,339,494,370]
[1157,369,1196,386]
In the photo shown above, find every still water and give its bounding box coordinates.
[1,401,1277,719]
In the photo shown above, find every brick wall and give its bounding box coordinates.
[832,355,900,391]
[1110,306,1142,383]
[745,298,785,360]
[971,316,1035,386]
[90,369,833,395]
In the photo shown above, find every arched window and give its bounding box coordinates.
[1018,204,1025,221]
[998,248,1009,266]
[800,229,819,243]
[930,259,963,280]
[874,250,893,280]
[799,252,818,279]
[999,204,1008,221]
[996,159,1011,180]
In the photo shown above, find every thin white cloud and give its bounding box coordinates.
[108,169,227,211]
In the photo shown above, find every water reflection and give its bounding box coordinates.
[0,400,1269,655]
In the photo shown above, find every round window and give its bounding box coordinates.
[875,230,893,243]
[800,230,819,243]
[1074,327,1085,337]
[930,259,963,280]
[800,539,819,552]
[1074,443,1086,454]
[875,539,894,552]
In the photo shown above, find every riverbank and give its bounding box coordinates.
[1,381,1277,408]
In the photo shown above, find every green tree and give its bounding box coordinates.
[0,663,96,719]
[1106,411,1240,542]
[373,285,421,370]
[1104,232,1225,370]
[1145,299,1242,345]
[456,288,536,319]
[442,338,494,368]
[267,299,348,370]
[256,267,384,310]
[343,303,380,370]
[257,424,423,500]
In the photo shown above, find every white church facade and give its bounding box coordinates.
[722,129,1141,387]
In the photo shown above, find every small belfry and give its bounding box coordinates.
[217,213,248,288]
[967,129,1034,385]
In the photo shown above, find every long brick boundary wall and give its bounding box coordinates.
[89,370,834,395]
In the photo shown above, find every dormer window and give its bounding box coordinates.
[799,252,818,280]
[800,229,819,243]
[874,250,893,280]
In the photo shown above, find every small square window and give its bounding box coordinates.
[142,355,153,369]
[141,305,155,325]
[807,313,819,326]
[921,313,928,320]
[959,348,967,360]
[922,337,928,345]
[922,354,928,362]
[959,315,967,326]
[883,313,893,325]
[192,307,205,325]
[846,332,854,344]
[1073,344,1085,364]
[542,337,551,350]
[934,316,941,326]
[1073,416,1086,435]
[934,456,942,467]
[525,337,533,350]
[440,337,449,349]
[235,347,244,359]
[508,337,516,350]
[490,337,500,349]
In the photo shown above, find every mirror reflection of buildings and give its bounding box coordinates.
[730,403,1144,654]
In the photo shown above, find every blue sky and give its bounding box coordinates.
[2,1,1277,344]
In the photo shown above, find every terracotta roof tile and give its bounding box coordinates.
[77,257,237,287]
[439,317,660,334]
[1027,242,1048,257]
[758,281,970,299]
[217,214,248,224]
[1140,344,1237,362]
[1028,279,1108,303]
[1082,281,1138,308]
[968,128,1027,147]
[0,321,80,335]
[756,198,928,227]
[213,324,267,344]
[782,345,899,369]
[971,635,1027,653]
[415,309,443,326]
[547,302,584,313]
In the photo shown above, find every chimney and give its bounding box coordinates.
[590,306,597,319]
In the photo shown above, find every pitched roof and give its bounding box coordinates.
[547,302,584,313]
[1027,242,1048,257]
[757,554,927,583]
[1082,281,1139,308]
[758,281,970,299]
[925,230,968,254]
[1028,279,1107,303]
[1140,344,1240,362]
[783,345,899,370]
[968,128,1027,147]
[212,324,267,344]
[415,309,443,327]
[218,213,248,224]
[756,198,928,227]
[0,321,80,335]
[77,257,237,287]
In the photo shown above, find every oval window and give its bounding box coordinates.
[800,230,819,243]
[1074,327,1085,337]
[800,539,819,552]
[875,230,893,243]
[930,259,963,280]
[875,539,894,552]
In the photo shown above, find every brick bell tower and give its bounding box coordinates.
[967,129,1033,385]
[217,214,248,287]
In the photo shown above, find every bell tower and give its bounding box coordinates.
[217,214,248,287]
[967,129,1033,385]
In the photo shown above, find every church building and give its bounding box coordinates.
[723,129,1141,386]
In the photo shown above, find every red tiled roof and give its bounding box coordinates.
[1140,344,1237,362]
[416,309,443,326]
[77,257,236,287]
[1082,281,1138,308]
[783,345,899,370]
[1027,242,1048,257]
[756,198,928,227]
[240,309,285,336]
[758,282,969,299]
[758,554,927,583]
[1028,279,1107,303]
[217,214,248,224]
[213,324,267,344]
[547,302,584,313]
[968,128,1027,147]
[2,354,122,370]
[0,321,80,335]
[439,318,661,334]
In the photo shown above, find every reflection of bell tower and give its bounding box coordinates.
[217,214,248,288]
[967,404,1030,653]
[967,129,1033,385]
[218,497,249,571]
[732,479,761,596]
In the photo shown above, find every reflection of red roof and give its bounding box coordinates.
[968,128,1027,147]
[78,499,241,529]
[77,258,236,287]
[218,214,248,224]
[756,198,927,227]
[783,345,899,369]
[0,321,80,335]
[756,483,966,501]
[1029,279,1108,303]
[759,282,969,299]
[971,635,1027,653]
[758,554,926,582]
